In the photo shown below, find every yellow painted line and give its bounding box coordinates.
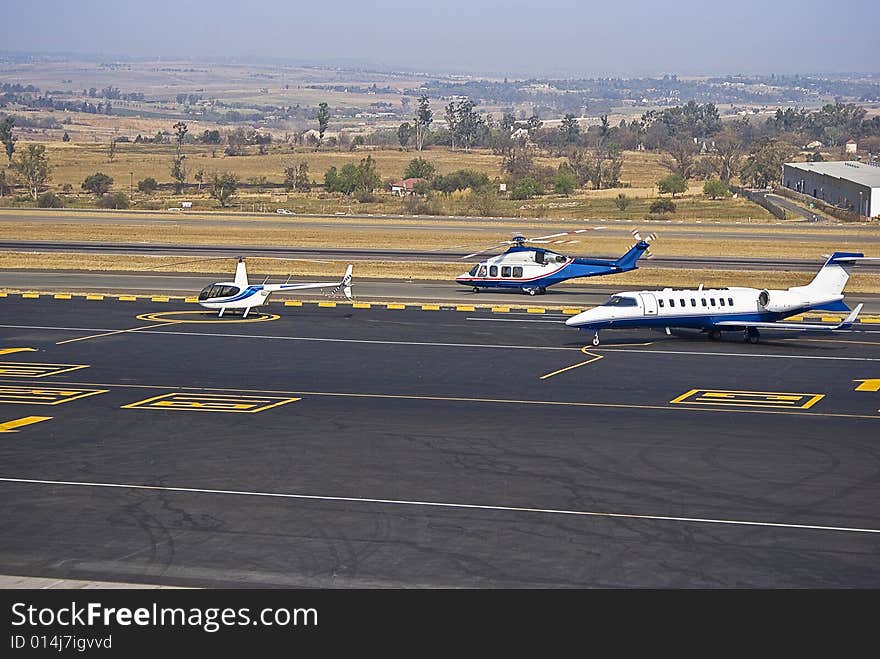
[117,295,137,302]
[0,416,52,433]
[787,316,803,321]
[540,349,604,380]
[86,294,104,301]
[0,386,107,406]
[0,348,37,356]
[0,363,89,378]
[21,293,39,299]
[527,308,545,314]
[562,308,582,315]
[456,305,476,312]
[318,301,337,308]
[0,292,6,298]
[353,302,372,309]
[185,296,198,303]
[821,316,839,323]
[151,296,170,302]
[421,304,440,310]
[491,306,510,313]
[671,389,824,410]
[386,303,406,310]
[122,392,301,414]
[862,319,880,324]
[284,300,302,307]
[854,379,880,392]
[53,294,72,300]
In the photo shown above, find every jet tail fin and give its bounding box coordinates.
[792,252,863,297]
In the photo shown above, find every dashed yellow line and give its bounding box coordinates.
[421,304,440,311]
[491,306,510,313]
[456,305,475,312]
[527,307,545,314]
[284,300,302,306]
[86,294,104,301]
[562,308,582,315]
[21,293,39,299]
[386,303,406,310]
[151,296,170,302]
[317,301,337,308]
[117,295,137,302]
[53,294,72,300]
[353,302,372,309]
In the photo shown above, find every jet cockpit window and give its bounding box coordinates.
[603,295,638,307]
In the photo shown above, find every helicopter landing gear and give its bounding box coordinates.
[708,329,722,341]
[744,327,760,344]
[217,307,225,318]
[591,332,600,347]
[243,307,251,319]
[472,286,480,293]
[524,287,545,296]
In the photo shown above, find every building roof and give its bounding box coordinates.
[392,177,427,190]
[784,161,880,188]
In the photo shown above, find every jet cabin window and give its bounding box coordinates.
[701,298,707,307]
[658,299,664,308]
[728,297,734,306]
[489,266,498,277]
[691,298,696,307]
[669,299,675,307]
[603,296,638,307]
[501,266,511,278]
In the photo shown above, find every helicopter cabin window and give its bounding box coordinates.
[535,251,545,264]
[710,298,716,306]
[489,266,498,277]
[728,297,734,306]
[478,266,488,277]
[602,295,638,307]
[199,285,239,300]
[468,265,479,277]
[501,266,512,278]
[513,266,523,278]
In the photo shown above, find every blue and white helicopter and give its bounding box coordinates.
[565,252,872,345]
[197,258,353,317]
[455,229,656,295]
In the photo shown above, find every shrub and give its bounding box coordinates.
[615,193,630,211]
[98,192,129,209]
[37,191,63,208]
[649,198,676,214]
[137,177,158,194]
[703,178,730,200]
[82,172,113,196]
[510,177,543,200]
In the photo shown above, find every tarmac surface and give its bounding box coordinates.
[0,296,879,587]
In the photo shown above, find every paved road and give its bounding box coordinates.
[0,298,878,587]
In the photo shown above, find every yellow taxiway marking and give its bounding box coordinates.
[562,308,583,315]
[854,379,880,392]
[85,294,104,301]
[421,304,441,311]
[318,301,337,308]
[0,348,37,356]
[353,302,372,309]
[456,305,476,312]
[21,293,39,299]
[117,295,138,302]
[284,300,302,306]
[491,306,510,313]
[0,363,89,378]
[53,294,72,300]
[0,416,52,433]
[671,389,824,410]
[527,307,545,314]
[0,386,107,406]
[151,296,170,302]
[136,310,280,324]
[386,304,406,310]
[122,392,301,414]
[540,347,604,380]
[56,321,178,345]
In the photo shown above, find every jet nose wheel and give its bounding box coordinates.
[591,332,600,346]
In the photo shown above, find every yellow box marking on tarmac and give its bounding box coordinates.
[284,300,303,307]
[122,392,301,414]
[0,386,107,406]
[854,379,880,392]
[491,306,510,313]
[386,303,406,310]
[671,389,824,410]
[21,293,39,299]
[527,308,546,314]
[0,363,89,378]
[151,296,170,302]
[0,416,52,433]
[53,294,72,300]
[353,302,372,309]
[117,295,138,302]
[318,301,337,308]
[421,304,440,311]
[86,294,104,301]
[456,305,476,312]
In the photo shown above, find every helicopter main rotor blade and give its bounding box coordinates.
[460,242,512,260]
[524,227,604,242]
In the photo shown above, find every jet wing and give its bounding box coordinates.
[714,304,863,331]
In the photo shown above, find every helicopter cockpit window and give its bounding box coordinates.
[478,265,488,277]
[200,285,240,300]
[555,255,566,263]
[535,251,545,264]
[198,285,215,301]
[602,295,638,307]
[468,265,479,277]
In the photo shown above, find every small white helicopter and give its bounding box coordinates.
[455,228,656,295]
[196,258,353,317]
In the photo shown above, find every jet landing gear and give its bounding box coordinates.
[707,329,722,341]
[744,327,760,344]
[591,331,600,347]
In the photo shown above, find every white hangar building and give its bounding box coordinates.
[782,160,880,219]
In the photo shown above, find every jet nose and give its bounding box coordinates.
[565,312,584,327]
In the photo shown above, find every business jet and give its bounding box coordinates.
[565,252,872,345]
[198,258,353,317]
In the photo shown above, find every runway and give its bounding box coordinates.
[0,296,879,587]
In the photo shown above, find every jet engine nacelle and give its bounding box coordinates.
[757,289,804,313]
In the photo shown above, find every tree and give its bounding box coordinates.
[650,198,676,214]
[209,172,239,207]
[560,114,580,145]
[414,95,433,151]
[295,162,310,192]
[194,168,205,191]
[660,138,697,180]
[657,173,687,197]
[37,191,63,208]
[172,121,188,160]
[740,138,797,189]
[0,170,8,197]
[81,172,113,196]
[316,102,330,148]
[711,127,743,183]
[0,116,16,164]
[323,156,381,199]
[107,138,117,163]
[170,156,187,194]
[137,177,158,194]
[62,132,70,142]
[703,178,730,200]
[397,122,414,149]
[553,165,577,195]
[11,144,51,200]
[510,177,543,200]
[99,192,129,209]
[403,158,435,180]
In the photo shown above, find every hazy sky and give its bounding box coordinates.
[5,0,878,77]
